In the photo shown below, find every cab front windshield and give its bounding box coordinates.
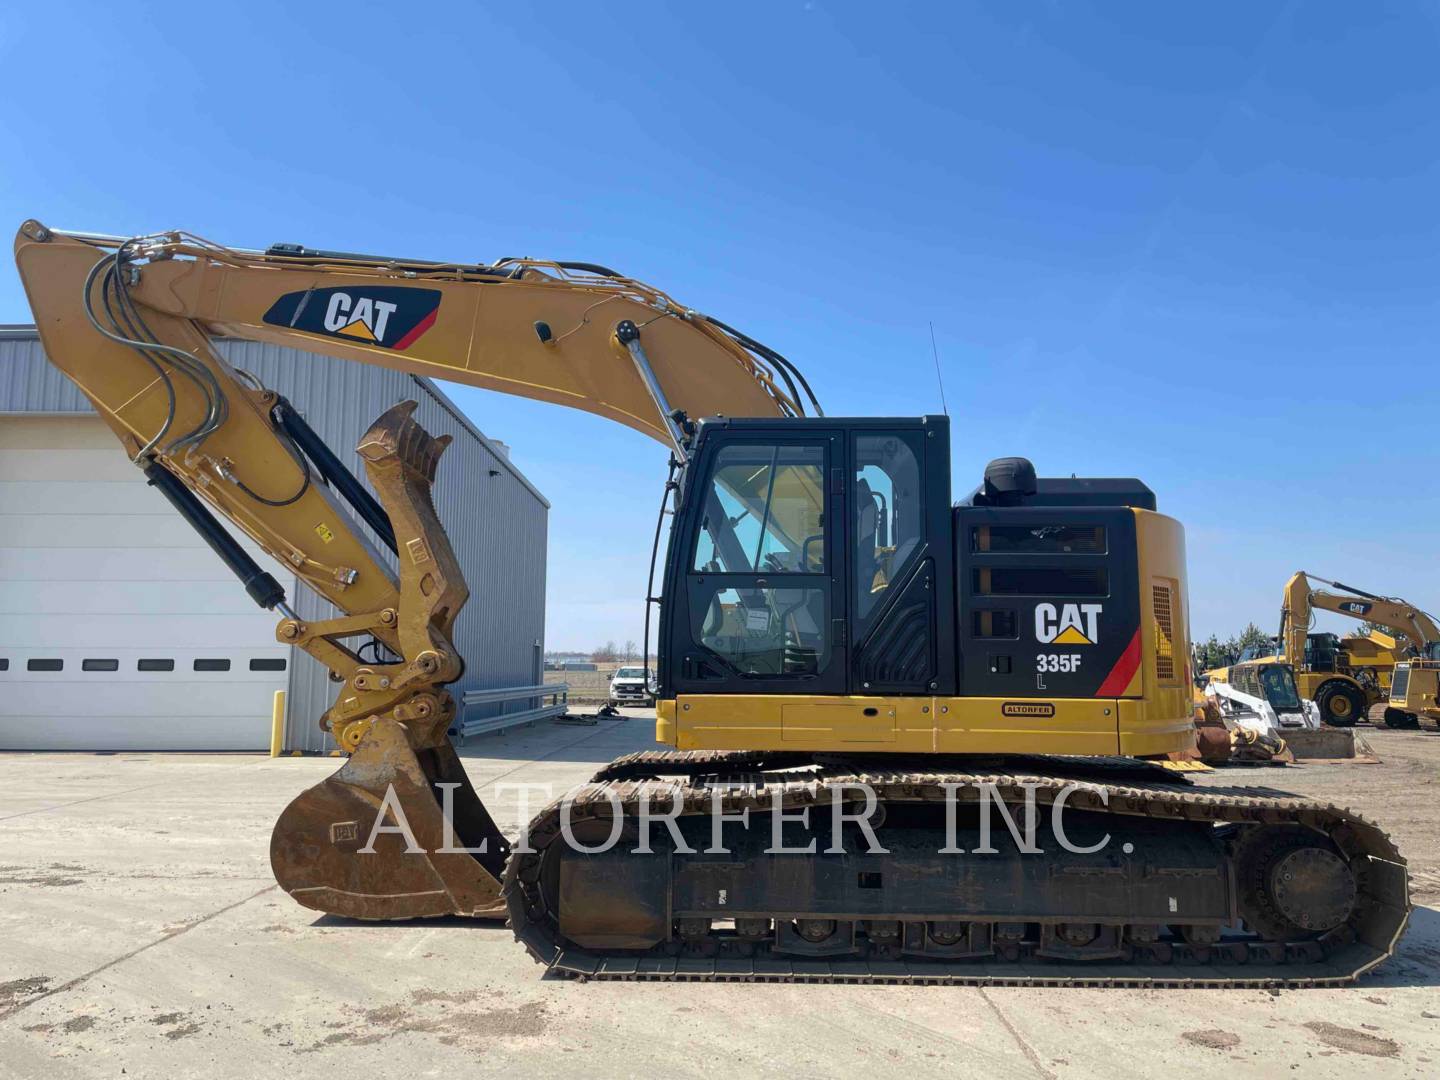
[1258,664,1303,710]
[613,667,647,681]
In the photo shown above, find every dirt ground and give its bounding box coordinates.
[0,714,1437,1079]
[1201,720,1440,910]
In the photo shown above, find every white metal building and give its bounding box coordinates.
[0,326,548,752]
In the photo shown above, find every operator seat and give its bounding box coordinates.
[855,478,880,617]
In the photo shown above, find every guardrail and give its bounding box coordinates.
[454,682,569,740]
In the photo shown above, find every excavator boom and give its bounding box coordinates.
[13,222,808,612]
[1281,571,1439,658]
[1303,574,1438,655]
[13,220,813,919]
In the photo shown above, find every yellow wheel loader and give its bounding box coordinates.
[11,222,1410,986]
[1339,630,1402,697]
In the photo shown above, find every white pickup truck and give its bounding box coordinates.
[608,665,656,708]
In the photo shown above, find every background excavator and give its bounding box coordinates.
[12,221,1410,986]
[1277,572,1440,730]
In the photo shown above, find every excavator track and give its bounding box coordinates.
[504,753,1410,987]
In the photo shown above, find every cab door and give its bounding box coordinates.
[668,430,847,696]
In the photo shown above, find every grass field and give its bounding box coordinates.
[544,663,627,705]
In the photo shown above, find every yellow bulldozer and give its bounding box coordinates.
[11,221,1410,986]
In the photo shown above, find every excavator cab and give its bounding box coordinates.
[657,415,1195,757]
[662,416,950,699]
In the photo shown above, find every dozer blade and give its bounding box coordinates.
[1284,726,1378,762]
[271,718,511,920]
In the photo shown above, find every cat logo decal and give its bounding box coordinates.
[263,286,441,351]
[1035,602,1102,646]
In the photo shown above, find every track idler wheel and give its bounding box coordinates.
[1235,827,1358,941]
[270,718,510,920]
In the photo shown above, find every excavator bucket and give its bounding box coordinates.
[267,402,511,920]
[271,719,510,919]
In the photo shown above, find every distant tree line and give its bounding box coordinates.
[1193,622,1273,672]
[590,640,639,663]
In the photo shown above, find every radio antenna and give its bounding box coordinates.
[928,321,949,417]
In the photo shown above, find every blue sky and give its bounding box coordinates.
[3,2,1437,650]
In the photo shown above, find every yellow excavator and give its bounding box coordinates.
[12,221,1410,986]
[1279,572,1440,730]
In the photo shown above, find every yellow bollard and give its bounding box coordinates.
[270,690,287,758]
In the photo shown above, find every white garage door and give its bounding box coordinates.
[0,416,294,750]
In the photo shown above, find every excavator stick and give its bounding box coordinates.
[269,402,512,919]
[14,226,524,920]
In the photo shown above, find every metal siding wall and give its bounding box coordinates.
[0,335,91,412]
[0,332,548,752]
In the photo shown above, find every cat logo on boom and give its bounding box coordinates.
[261,286,442,352]
[1035,602,1102,646]
[322,293,397,343]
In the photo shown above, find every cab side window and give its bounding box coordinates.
[693,444,825,573]
[853,434,922,626]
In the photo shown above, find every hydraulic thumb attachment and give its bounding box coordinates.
[271,402,510,920]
